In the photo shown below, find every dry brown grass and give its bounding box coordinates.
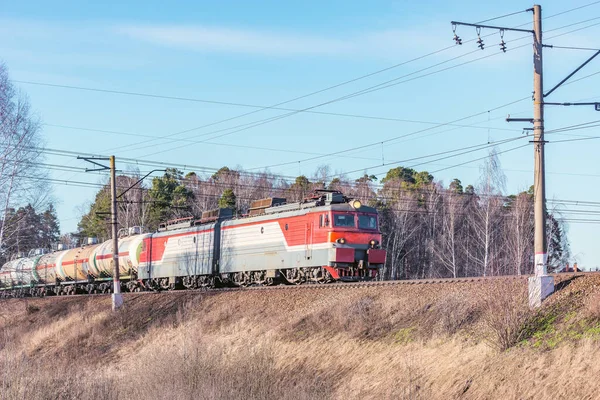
[585,291,600,319]
[2,275,600,399]
[477,279,534,350]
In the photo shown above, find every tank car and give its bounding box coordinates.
[90,230,144,292]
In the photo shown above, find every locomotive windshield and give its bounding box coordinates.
[358,215,377,230]
[333,213,355,227]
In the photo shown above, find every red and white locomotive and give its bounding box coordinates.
[0,191,386,296]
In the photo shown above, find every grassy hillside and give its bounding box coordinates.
[2,275,600,399]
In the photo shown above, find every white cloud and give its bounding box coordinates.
[114,24,441,58]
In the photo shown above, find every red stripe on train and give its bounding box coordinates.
[62,259,89,266]
[96,252,129,260]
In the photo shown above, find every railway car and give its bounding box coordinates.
[138,190,386,288]
[90,229,145,292]
[0,190,386,298]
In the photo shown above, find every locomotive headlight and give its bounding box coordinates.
[369,239,379,248]
[350,199,362,209]
[336,238,346,244]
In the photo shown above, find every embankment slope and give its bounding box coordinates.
[1,275,600,399]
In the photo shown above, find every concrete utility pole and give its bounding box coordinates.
[78,154,124,311]
[532,4,546,277]
[529,5,554,307]
[451,5,555,307]
[110,155,123,310]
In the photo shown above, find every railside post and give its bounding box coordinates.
[110,155,123,310]
[529,4,554,307]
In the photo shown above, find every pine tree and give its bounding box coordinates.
[218,189,237,210]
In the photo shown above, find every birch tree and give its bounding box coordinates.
[0,63,48,259]
[468,149,506,277]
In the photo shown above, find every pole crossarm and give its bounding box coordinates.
[450,21,534,34]
[506,117,534,123]
[77,156,110,172]
[116,169,166,199]
[544,50,600,98]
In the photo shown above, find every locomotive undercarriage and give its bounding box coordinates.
[0,264,380,298]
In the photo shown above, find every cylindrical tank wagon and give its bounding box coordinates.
[34,251,62,284]
[0,234,144,296]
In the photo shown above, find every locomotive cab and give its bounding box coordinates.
[318,200,386,281]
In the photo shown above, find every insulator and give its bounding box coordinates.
[500,40,507,53]
[477,37,485,50]
[453,34,462,45]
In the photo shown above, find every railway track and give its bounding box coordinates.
[1,271,592,300]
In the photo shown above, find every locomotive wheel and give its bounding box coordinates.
[252,271,266,286]
[320,268,333,284]
[182,276,197,289]
[159,278,171,290]
[284,269,300,285]
[198,276,214,288]
[233,272,250,287]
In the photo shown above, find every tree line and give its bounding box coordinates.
[0,61,569,277]
[78,152,569,279]
[0,63,59,265]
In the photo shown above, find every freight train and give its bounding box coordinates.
[0,190,386,297]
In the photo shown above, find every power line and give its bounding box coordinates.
[41,117,521,160]
[140,16,600,159]
[546,45,600,51]
[114,6,600,154]
[19,17,535,158]
[476,9,530,24]
[549,135,600,144]
[17,134,524,187]
[138,45,523,158]
[29,171,600,224]
[249,97,531,171]
[254,23,600,174]
[324,135,528,179]
[546,119,600,131]
[21,15,600,170]
[139,17,600,161]
[429,144,529,173]
[274,110,531,175]
[544,0,600,19]
[121,47,489,157]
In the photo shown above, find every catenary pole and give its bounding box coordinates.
[452,5,554,306]
[110,155,123,310]
[532,4,547,277]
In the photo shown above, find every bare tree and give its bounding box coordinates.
[505,191,534,275]
[378,180,421,280]
[435,187,466,278]
[0,63,48,257]
[468,149,506,277]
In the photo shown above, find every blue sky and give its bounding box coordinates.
[2,0,600,267]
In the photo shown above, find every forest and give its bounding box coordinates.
[75,155,569,280]
[0,62,568,278]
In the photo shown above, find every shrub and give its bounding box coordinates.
[423,290,478,337]
[478,279,533,351]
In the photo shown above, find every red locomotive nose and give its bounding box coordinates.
[328,232,382,245]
